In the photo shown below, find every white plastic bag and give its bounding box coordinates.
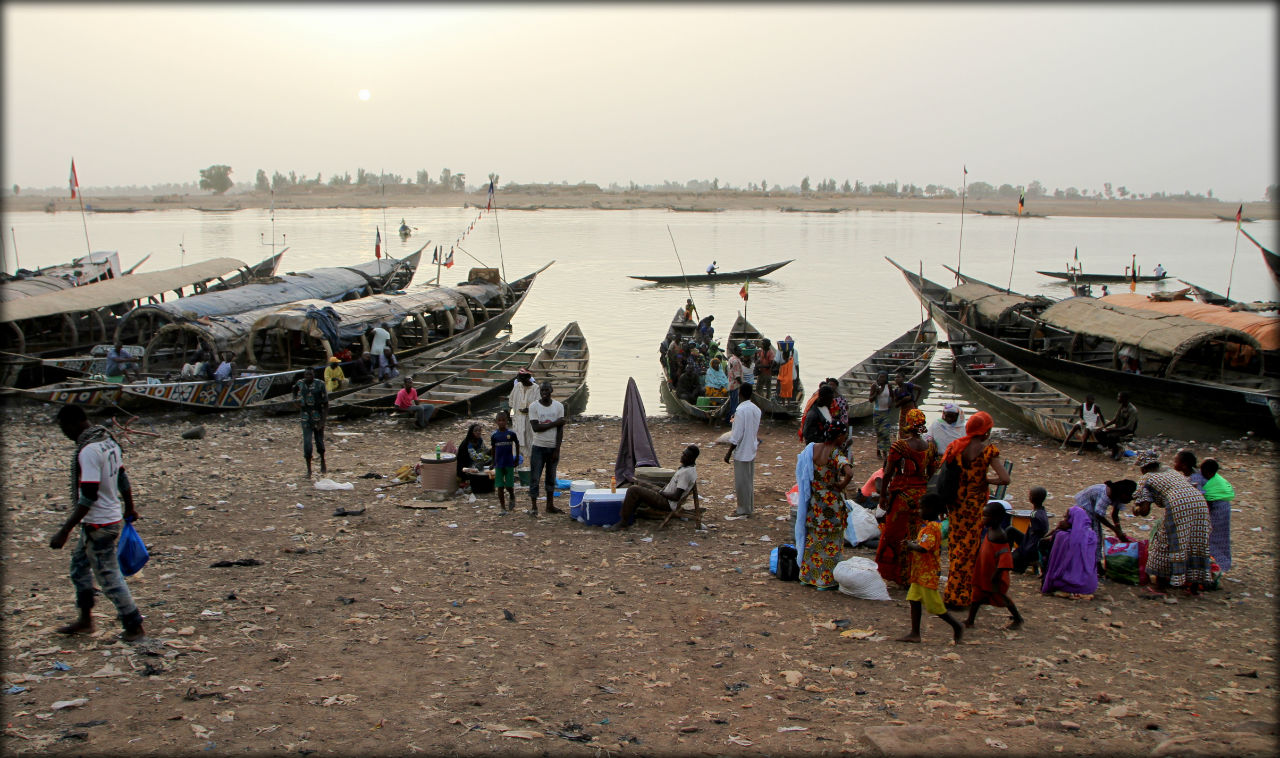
[844,500,880,547]
[313,478,355,491]
[832,556,891,601]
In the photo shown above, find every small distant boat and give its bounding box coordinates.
[837,321,937,420]
[399,220,412,239]
[526,322,589,410]
[1216,214,1256,223]
[629,259,793,285]
[948,327,1081,442]
[1037,270,1169,283]
[667,206,724,213]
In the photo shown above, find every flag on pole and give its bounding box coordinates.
[375,228,382,259]
[1017,193,1025,215]
[1236,204,1243,228]
[1074,247,1078,261]
[69,159,79,199]
[963,165,968,175]
[739,280,749,301]
[431,245,439,264]
[445,247,454,269]
[486,181,495,210]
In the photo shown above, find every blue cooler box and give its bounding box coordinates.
[580,489,627,526]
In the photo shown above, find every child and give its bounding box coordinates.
[1200,458,1234,573]
[490,411,520,512]
[1012,487,1050,575]
[896,494,963,644]
[965,501,1024,631]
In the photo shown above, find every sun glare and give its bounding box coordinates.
[357,89,371,101]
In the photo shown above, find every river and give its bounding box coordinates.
[4,206,1277,440]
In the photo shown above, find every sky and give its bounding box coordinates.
[3,3,1276,200]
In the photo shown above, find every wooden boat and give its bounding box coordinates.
[333,327,547,418]
[659,308,726,423]
[526,322,589,411]
[19,379,129,408]
[0,251,122,290]
[628,259,793,285]
[118,369,295,410]
[887,257,1280,436]
[398,221,412,239]
[41,344,146,377]
[948,326,1081,442]
[1037,270,1169,283]
[726,314,805,417]
[1240,226,1280,289]
[1216,214,1256,223]
[837,321,937,420]
[1178,279,1279,312]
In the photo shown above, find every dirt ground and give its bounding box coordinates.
[1,400,1276,756]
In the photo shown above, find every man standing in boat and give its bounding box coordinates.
[508,368,539,486]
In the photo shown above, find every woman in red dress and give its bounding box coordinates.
[876,408,936,588]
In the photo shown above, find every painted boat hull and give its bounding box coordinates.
[119,371,293,410]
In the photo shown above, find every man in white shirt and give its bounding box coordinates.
[49,404,145,642]
[507,369,539,481]
[723,383,762,517]
[1153,263,1166,278]
[527,381,566,516]
[369,323,391,356]
[608,445,700,531]
[706,260,717,275]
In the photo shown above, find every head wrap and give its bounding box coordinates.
[943,402,959,413]
[517,368,532,376]
[943,410,994,463]
[1135,449,1161,468]
[904,408,928,434]
[819,396,850,442]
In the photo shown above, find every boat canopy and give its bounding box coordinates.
[0,257,248,323]
[1040,297,1261,359]
[0,277,74,302]
[251,288,474,348]
[1101,294,1280,351]
[947,282,1037,322]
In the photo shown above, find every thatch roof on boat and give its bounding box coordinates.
[947,282,1035,322]
[1101,294,1280,351]
[0,277,74,302]
[116,257,406,331]
[251,288,474,347]
[1040,297,1261,358]
[0,257,248,323]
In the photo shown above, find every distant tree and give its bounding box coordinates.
[1206,188,1213,199]
[1103,182,1113,199]
[967,181,995,199]
[1064,186,1081,199]
[1117,186,1129,199]
[453,172,466,192]
[800,176,811,193]
[841,179,852,193]
[996,183,1019,199]
[271,171,290,190]
[1054,188,1065,199]
[329,172,352,186]
[198,165,234,195]
[439,168,454,190]
[416,169,434,187]
[854,180,867,195]
[711,177,719,191]
[762,179,768,193]
[1026,180,1046,199]
[488,172,500,188]
[255,169,269,191]
[1267,184,1278,202]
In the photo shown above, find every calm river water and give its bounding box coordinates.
[4,206,1277,440]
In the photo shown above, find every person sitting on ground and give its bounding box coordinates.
[1039,503,1099,597]
[376,346,399,383]
[927,403,966,456]
[1200,458,1234,573]
[965,501,1025,631]
[348,352,374,384]
[393,377,433,428]
[1093,392,1138,459]
[851,468,883,511]
[332,344,354,362]
[1012,487,1050,575]
[896,493,964,644]
[324,356,347,393]
[1073,479,1137,574]
[1061,394,1104,451]
[103,339,139,384]
[213,352,235,384]
[607,445,700,531]
[703,356,728,399]
[456,423,494,494]
[180,350,204,379]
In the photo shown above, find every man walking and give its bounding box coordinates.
[49,404,145,642]
[527,381,566,516]
[292,366,328,477]
[724,383,762,517]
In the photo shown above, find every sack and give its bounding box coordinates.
[844,500,880,547]
[117,521,149,577]
[936,459,962,509]
[1103,536,1142,585]
[777,544,800,582]
[832,556,891,601]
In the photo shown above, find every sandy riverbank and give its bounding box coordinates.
[5,188,1275,222]
[2,399,1275,755]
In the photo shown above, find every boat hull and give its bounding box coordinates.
[1038,271,1168,283]
[629,260,793,285]
[839,321,936,420]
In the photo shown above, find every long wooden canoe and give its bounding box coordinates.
[526,322,589,411]
[1178,279,1279,312]
[727,314,805,417]
[659,308,726,422]
[837,321,937,420]
[1037,270,1169,283]
[118,369,296,410]
[628,259,792,285]
[948,326,1081,442]
[19,379,130,408]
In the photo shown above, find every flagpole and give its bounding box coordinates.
[73,163,92,257]
[9,227,18,271]
[492,184,507,284]
[1226,224,1242,301]
[955,165,967,281]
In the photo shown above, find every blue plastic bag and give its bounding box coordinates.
[117,520,149,577]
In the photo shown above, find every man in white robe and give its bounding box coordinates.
[507,369,539,482]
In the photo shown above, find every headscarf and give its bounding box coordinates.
[943,410,994,463]
[819,396,849,441]
[903,408,927,435]
[1135,449,1160,469]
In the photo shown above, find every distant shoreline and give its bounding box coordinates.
[3,188,1275,221]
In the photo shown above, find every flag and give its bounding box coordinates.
[432,245,439,264]
[1236,204,1243,228]
[445,247,454,269]
[69,159,79,199]
[375,228,382,259]
[963,165,968,175]
[739,280,749,301]
[486,180,495,210]
[1073,247,1078,261]
[1017,193,1025,215]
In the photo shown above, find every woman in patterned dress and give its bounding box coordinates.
[940,411,1011,609]
[1133,451,1212,596]
[796,397,853,589]
[876,408,937,588]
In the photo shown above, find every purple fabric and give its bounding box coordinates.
[615,377,660,485]
[1041,506,1099,595]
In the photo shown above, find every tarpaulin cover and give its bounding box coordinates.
[615,377,659,486]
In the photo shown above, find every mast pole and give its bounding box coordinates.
[955,165,967,281]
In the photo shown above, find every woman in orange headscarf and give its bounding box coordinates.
[940,411,1011,608]
[876,408,936,588]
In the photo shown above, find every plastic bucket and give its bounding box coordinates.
[517,468,530,487]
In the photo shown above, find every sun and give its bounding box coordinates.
[357,89,371,101]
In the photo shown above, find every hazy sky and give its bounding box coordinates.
[3,3,1275,200]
